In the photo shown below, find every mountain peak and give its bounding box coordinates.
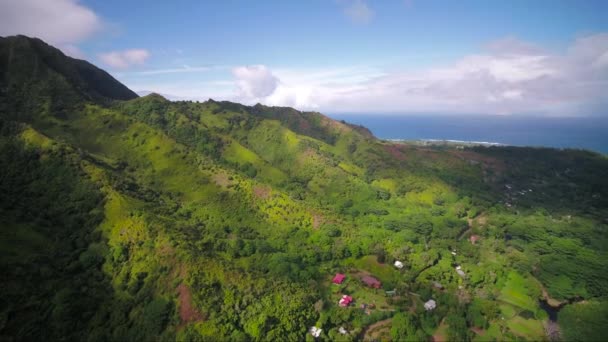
[0,35,138,105]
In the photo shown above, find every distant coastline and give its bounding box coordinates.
[385,138,507,147]
[330,114,608,154]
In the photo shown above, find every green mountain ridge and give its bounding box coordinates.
[1,36,607,341]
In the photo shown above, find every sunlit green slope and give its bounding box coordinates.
[1,35,607,341]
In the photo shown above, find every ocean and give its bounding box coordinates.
[328,114,608,154]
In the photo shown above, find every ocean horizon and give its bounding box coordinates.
[328,114,608,154]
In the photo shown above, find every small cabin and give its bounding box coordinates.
[424,299,437,311]
[394,260,404,269]
[309,326,322,338]
[332,273,346,285]
[361,275,382,289]
[470,235,480,245]
[339,295,353,307]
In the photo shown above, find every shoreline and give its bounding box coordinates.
[383,138,508,147]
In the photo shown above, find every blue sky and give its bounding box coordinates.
[1,0,607,115]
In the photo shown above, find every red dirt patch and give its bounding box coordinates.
[450,150,506,174]
[320,115,349,133]
[432,321,449,342]
[212,172,231,187]
[309,210,339,229]
[253,185,271,199]
[432,333,447,342]
[296,148,320,165]
[157,241,175,257]
[384,144,407,161]
[471,327,486,335]
[362,318,392,341]
[177,283,204,326]
[312,213,325,229]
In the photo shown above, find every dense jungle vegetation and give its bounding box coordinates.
[1,35,607,341]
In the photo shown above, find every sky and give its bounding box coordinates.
[1,0,607,116]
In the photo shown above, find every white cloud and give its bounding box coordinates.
[119,33,608,117]
[99,49,150,69]
[343,0,374,24]
[127,66,215,76]
[501,90,523,100]
[225,33,608,116]
[0,0,101,45]
[232,65,279,99]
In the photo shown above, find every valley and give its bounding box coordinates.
[1,35,607,341]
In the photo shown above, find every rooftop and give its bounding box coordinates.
[361,275,382,288]
[332,273,346,284]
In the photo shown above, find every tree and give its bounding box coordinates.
[446,312,470,341]
[391,312,418,341]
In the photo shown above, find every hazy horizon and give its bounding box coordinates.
[1,0,607,117]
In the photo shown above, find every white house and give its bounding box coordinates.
[394,260,404,269]
[309,326,322,338]
[424,299,437,311]
[338,327,348,335]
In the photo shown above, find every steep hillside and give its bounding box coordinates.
[0,35,137,122]
[1,36,607,341]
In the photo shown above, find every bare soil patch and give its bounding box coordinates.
[311,212,326,229]
[253,185,271,199]
[384,144,407,161]
[450,150,507,174]
[362,318,392,341]
[212,172,231,187]
[471,326,486,335]
[177,283,204,326]
[432,321,449,342]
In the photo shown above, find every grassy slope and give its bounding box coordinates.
[2,36,608,341]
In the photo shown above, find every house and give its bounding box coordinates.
[309,326,322,338]
[470,235,480,245]
[385,289,397,296]
[361,275,382,289]
[455,266,466,277]
[432,281,443,290]
[394,260,404,269]
[332,273,346,285]
[339,295,353,307]
[339,327,348,335]
[424,299,437,311]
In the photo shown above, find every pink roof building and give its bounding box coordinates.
[339,295,353,307]
[332,273,346,284]
[361,276,381,289]
[470,235,480,245]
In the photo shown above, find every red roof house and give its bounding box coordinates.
[361,275,381,289]
[470,235,480,245]
[339,295,353,307]
[332,273,346,285]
